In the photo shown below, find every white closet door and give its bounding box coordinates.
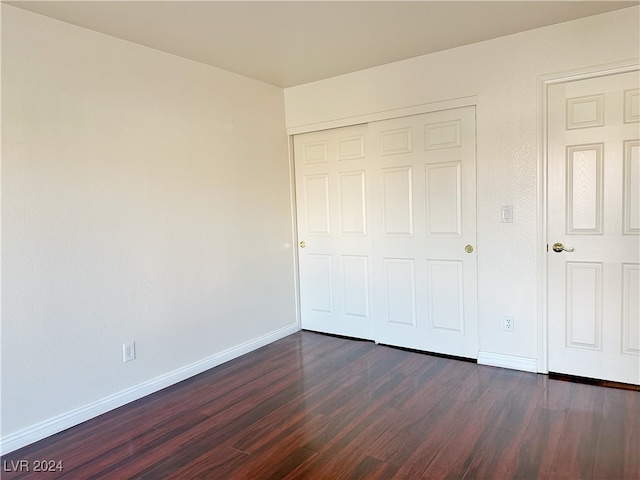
[369,107,478,358]
[294,124,374,339]
[294,106,478,359]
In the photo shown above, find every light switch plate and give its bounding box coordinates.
[501,205,513,223]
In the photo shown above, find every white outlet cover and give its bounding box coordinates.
[123,342,136,362]
[503,316,514,332]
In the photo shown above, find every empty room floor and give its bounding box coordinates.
[2,331,638,479]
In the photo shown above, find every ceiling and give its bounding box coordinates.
[6,1,639,87]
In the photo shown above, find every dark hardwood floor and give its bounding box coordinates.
[2,331,638,479]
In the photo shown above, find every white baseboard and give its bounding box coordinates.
[477,351,538,373]
[1,323,299,455]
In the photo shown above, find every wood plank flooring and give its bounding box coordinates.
[2,331,638,479]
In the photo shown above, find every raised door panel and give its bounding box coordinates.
[566,144,603,234]
[342,255,369,319]
[304,174,331,235]
[624,140,640,234]
[424,120,461,150]
[338,135,366,161]
[383,258,416,327]
[307,254,333,314]
[428,260,464,333]
[566,95,604,129]
[624,89,640,123]
[425,162,461,237]
[565,262,602,349]
[338,171,366,236]
[382,166,413,237]
[380,127,412,156]
[622,264,640,355]
[303,141,328,164]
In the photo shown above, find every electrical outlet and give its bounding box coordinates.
[503,316,514,332]
[123,342,136,362]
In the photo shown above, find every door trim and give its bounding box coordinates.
[287,134,302,331]
[286,95,478,135]
[537,59,640,374]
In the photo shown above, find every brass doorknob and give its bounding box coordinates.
[552,242,574,253]
[465,245,474,253]
[299,241,306,248]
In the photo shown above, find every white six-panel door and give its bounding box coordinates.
[369,107,478,357]
[548,71,640,384]
[294,124,374,340]
[295,107,478,358]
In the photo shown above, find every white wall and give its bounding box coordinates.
[1,4,297,447]
[284,8,640,363]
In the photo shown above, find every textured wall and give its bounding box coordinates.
[284,7,640,361]
[2,5,296,437]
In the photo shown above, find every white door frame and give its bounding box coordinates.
[537,59,640,374]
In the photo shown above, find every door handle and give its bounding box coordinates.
[552,242,574,253]
[299,241,306,248]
